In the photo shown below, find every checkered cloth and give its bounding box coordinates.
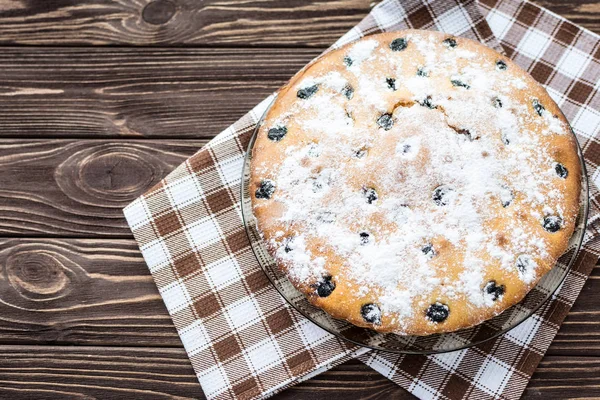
[123,0,600,399]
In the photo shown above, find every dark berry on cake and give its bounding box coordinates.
[315,275,336,297]
[363,187,378,204]
[389,37,407,51]
[516,255,533,273]
[377,113,394,130]
[361,303,382,324]
[297,84,319,100]
[457,128,473,141]
[555,163,568,179]
[494,97,503,108]
[420,95,436,109]
[355,148,368,158]
[496,60,508,71]
[433,185,454,206]
[484,281,505,301]
[443,37,457,48]
[532,99,545,116]
[422,244,436,258]
[342,85,354,100]
[543,215,562,232]
[343,56,353,67]
[267,126,288,142]
[359,231,370,245]
[426,302,449,323]
[386,77,397,91]
[501,187,513,208]
[451,79,471,89]
[283,237,294,253]
[417,67,429,77]
[255,180,276,199]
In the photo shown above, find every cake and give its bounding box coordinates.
[249,30,582,335]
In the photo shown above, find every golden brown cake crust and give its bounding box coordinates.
[250,30,581,335]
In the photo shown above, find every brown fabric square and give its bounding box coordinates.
[343,326,377,344]
[473,324,499,353]
[407,5,434,29]
[206,187,234,214]
[193,292,221,319]
[503,43,516,59]
[555,21,578,46]
[213,334,242,363]
[474,19,494,42]
[584,139,600,166]
[442,374,472,400]
[173,251,202,279]
[530,61,554,84]
[267,309,295,335]
[514,348,542,376]
[398,353,428,378]
[189,152,215,174]
[238,128,255,152]
[154,210,183,237]
[226,228,250,254]
[232,377,261,399]
[568,80,594,104]
[515,2,541,26]
[246,269,272,293]
[287,350,316,376]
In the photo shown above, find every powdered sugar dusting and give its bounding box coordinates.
[252,32,578,333]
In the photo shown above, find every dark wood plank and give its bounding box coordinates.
[0,346,204,399]
[0,48,318,138]
[0,238,180,346]
[0,0,375,47]
[0,140,203,236]
[0,0,372,47]
[0,346,597,399]
[0,238,598,354]
[0,0,596,47]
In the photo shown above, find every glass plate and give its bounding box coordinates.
[241,98,589,354]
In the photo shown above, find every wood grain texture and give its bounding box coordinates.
[0,0,596,47]
[0,238,598,355]
[0,239,180,346]
[0,0,374,47]
[0,347,598,399]
[0,140,203,236]
[0,48,318,138]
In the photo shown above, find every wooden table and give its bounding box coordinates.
[0,0,598,398]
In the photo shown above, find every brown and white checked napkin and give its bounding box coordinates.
[124,0,600,399]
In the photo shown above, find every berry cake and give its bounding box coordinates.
[249,30,581,335]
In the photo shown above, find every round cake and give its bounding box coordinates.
[249,30,581,335]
